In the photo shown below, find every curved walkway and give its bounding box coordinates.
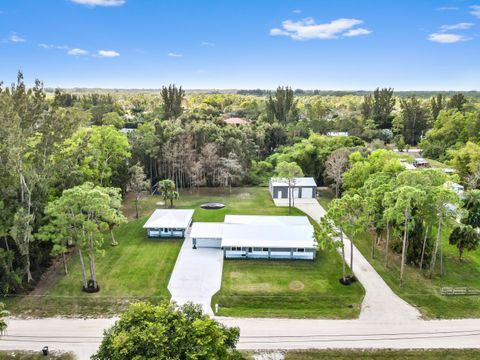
[277,198,421,322]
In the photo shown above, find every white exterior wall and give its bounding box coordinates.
[224,248,314,260]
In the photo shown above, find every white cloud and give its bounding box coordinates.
[343,28,372,37]
[70,0,125,6]
[68,48,89,55]
[269,17,370,40]
[96,49,120,57]
[9,33,26,43]
[201,41,214,46]
[436,6,458,11]
[168,52,183,57]
[471,5,480,18]
[292,9,302,14]
[427,33,470,43]
[39,43,69,50]
[440,22,473,32]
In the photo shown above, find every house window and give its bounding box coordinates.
[297,248,305,252]
[231,246,242,251]
[262,248,269,252]
[248,247,253,253]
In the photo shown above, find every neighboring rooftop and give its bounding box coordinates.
[143,209,195,229]
[224,117,250,126]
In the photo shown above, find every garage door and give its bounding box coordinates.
[194,238,222,248]
[301,187,313,198]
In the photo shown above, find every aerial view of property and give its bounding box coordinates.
[1,0,480,359]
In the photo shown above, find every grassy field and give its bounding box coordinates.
[317,192,480,319]
[9,218,182,317]
[245,349,480,359]
[0,352,75,360]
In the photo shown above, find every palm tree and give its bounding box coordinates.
[156,180,176,209]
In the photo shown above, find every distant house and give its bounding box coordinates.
[143,209,194,238]
[269,177,317,200]
[190,215,316,260]
[445,181,464,196]
[412,158,430,168]
[224,117,250,126]
[327,131,348,137]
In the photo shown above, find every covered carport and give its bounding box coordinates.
[190,222,223,248]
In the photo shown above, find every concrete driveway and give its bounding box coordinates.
[168,233,224,315]
[278,198,421,322]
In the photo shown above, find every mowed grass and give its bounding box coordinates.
[124,186,309,221]
[10,218,182,317]
[245,349,480,360]
[0,352,75,360]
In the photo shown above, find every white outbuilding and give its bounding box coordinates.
[143,209,194,238]
[190,215,316,260]
[269,177,317,200]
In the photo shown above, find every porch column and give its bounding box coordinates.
[268,249,271,259]
[290,248,294,259]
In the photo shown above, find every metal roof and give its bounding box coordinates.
[191,215,316,249]
[143,209,194,229]
[270,177,317,187]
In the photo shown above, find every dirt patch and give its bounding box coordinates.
[30,249,76,296]
[289,281,305,291]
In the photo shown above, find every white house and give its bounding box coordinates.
[190,215,316,260]
[143,209,194,238]
[269,177,317,200]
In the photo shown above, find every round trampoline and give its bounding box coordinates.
[200,202,225,210]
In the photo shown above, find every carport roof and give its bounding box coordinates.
[190,222,224,239]
[143,209,194,229]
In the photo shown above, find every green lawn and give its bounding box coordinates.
[245,349,480,360]
[9,218,182,317]
[317,192,480,319]
[0,352,75,360]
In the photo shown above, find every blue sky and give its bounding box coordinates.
[1,0,480,90]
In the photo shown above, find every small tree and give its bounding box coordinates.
[10,207,34,283]
[39,182,126,292]
[275,161,304,214]
[449,225,480,260]
[128,163,149,219]
[92,301,241,360]
[384,186,426,287]
[156,179,179,208]
[0,302,8,335]
[324,148,349,198]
